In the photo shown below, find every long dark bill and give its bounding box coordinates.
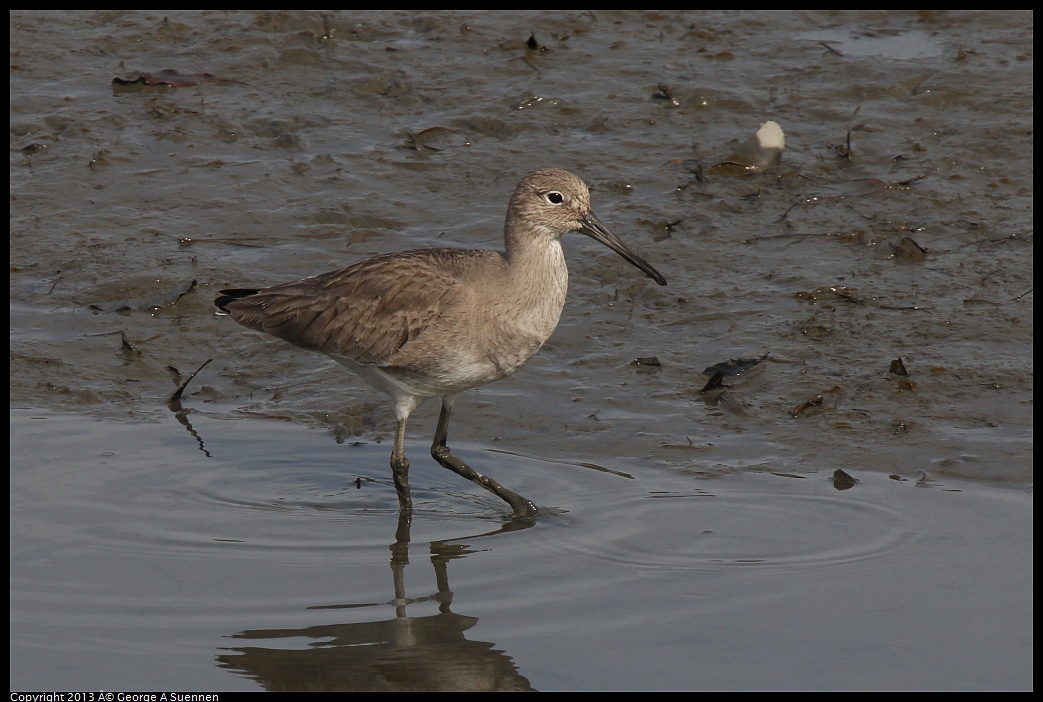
[580,212,667,286]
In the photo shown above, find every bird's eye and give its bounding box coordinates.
[545,191,564,205]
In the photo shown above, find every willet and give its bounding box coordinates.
[215,168,666,517]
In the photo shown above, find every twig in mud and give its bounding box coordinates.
[168,358,213,403]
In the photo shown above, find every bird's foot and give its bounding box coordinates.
[431,444,537,517]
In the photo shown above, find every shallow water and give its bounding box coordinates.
[10,10,1033,691]
[10,409,1032,690]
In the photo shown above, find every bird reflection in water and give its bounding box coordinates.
[216,511,536,692]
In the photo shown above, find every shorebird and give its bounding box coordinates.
[215,168,666,517]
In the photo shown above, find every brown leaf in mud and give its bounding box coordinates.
[888,357,916,391]
[652,83,681,107]
[499,33,548,52]
[791,386,843,417]
[792,394,824,417]
[891,236,927,262]
[702,352,769,380]
[794,286,862,305]
[700,370,725,393]
[698,354,767,413]
[831,469,859,490]
[112,69,217,90]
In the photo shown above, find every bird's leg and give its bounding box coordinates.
[391,417,412,512]
[390,507,411,617]
[430,397,538,517]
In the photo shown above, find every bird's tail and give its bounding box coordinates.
[214,288,260,313]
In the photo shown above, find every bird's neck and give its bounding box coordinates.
[502,225,570,338]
